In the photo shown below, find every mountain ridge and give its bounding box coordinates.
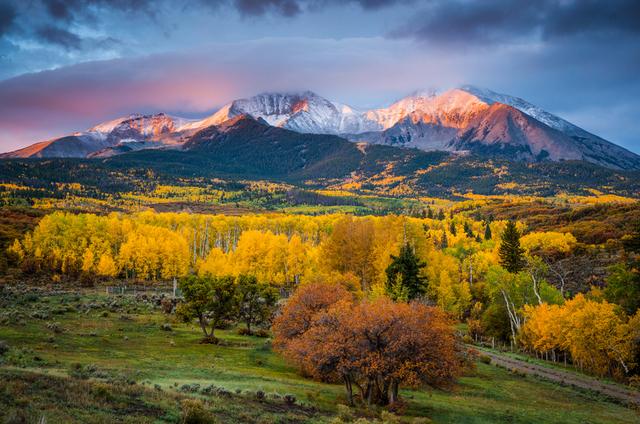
[3,86,639,170]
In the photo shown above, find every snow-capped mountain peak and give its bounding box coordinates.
[3,86,639,170]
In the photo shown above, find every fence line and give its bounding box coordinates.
[104,282,181,298]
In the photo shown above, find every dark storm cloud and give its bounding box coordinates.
[234,0,302,17]
[41,0,156,21]
[0,0,407,51]
[393,0,640,44]
[0,0,638,154]
[36,25,82,49]
[43,0,77,21]
[543,0,640,38]
[0,1,17,36]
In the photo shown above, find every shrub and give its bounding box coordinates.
[216,388,232,397]
[161,298,175,314]
[336,404,354,421]
[180,383,201,393]
[180,399,216,424]
[199,336,219,345]
[237,327,252,336]
[255,329,270,338]
[161,323,172,332]
[0,340,9,356]
[256,390,265,401]
[380,411,401,424]
[284,394,296,405]
[200,385,217,395]
[479,354,491,364]
[31,310,50,320]
[46,321,63,334]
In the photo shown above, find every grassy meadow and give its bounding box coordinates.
[0,288,637,423]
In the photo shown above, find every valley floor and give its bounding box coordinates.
[0,287,638,423]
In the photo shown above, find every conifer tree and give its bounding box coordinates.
[449,221,457,236]
[498,221,525,273]
[385,244,426,301]
[484,222,492,240]
[463,221,473,238]
[441,232,448,249]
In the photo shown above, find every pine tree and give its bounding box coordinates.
[441,232,448,249]
[449,221,457,236]
[385,244,426,301]
[498,221,525,273]
[484,222,492,240]
[463,221,473,238]
[437,210,445,220]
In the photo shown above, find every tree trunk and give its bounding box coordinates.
[389,380,399,404]
[343,375,354,406]
[198,316,210,337]
[209,319,217,339]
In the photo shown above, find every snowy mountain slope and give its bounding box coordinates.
[458,86,640,169]
[186,91,379,134]
[2,113,198,159]
[3,87,639,170]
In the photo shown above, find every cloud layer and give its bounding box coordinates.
[0,0,638,153]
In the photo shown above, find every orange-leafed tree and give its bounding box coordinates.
[274,287,463,406]
[272,281,353,348]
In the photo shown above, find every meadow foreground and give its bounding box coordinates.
[0,285,638,423]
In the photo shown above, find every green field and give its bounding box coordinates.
[0,289,638,423]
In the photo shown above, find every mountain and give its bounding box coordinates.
[2,119,637,201]
[3,86,639,170]
[103,115,442,183]
[458,86,640,170]
[1,113,198,159]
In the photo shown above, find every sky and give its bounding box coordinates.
[0,0,638,153]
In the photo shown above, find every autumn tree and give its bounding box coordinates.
[273,282,353,347]
[521,294,635,378]
[276,297,463,406]
[486,266,562,343]
[96,252,118,278]
[236,275,278,334]
[385,243,426,301]
[320,216,376,291]
[499,221,525,273]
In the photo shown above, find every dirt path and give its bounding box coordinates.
[478,348,640,407]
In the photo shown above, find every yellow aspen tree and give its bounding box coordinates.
[97,252,118,278]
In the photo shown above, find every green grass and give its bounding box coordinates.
[1,291,638,423]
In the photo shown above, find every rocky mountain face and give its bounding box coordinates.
[3,87,639,170]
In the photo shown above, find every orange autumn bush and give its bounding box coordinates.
[274,283,464,406]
